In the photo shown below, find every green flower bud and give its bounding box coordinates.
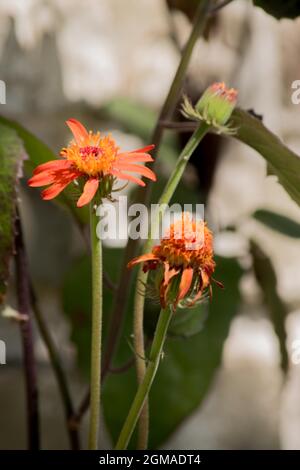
[196,82,238,126]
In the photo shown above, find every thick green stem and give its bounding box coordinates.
[134,121,210,448]
[88,204,103,450]
[116,306,173,450]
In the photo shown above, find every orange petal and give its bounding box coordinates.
[66,118,89,144]
[32,159,73,176]
[117,153,154,163]
[115,163,156,181]
[127,253,158,269]
[42,180,72,200]
[28,171,57,187]
[77,178,99,208]
[129,144,155,154]
[160,262,179,308]
[111,170,146,187]
[177,267,193,303]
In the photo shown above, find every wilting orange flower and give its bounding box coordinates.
[28,119,156,207]
[128,213,222,308]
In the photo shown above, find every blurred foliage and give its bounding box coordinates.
[168,301,209,338]
[166,0,300,21]
[0,124,26,304]
[232,108,300,209]
[166,0,200,20]
[253,0,300,19]
[250,241,289,372]
[253,209,300,238]
[103,97,178,169]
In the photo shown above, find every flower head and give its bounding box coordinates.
[128,213,222,309]
[182,82,238,134]
[28,119,156,207]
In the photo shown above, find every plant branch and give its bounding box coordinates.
[15,211,40,450]
[30,284,80,450]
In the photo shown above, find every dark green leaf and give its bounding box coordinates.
[253,0,300,19]
[250,241,289,373]
[253,209,300,238]
[103,256,243,448]
[0,124,27,303]
[168,301,209,338]
[166,0,199,20]
[232,108,300,208]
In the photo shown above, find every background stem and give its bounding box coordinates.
[15,212,40,450]
[88,204,103,450]
[115,307,173,450]
[30,285,80,450]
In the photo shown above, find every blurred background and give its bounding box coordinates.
[1,0,300,450]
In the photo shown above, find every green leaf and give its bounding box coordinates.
[103,256,243,448]
[168,302,209,338]
[253,0,300,19]
[0,115,88,225]
[232,108,300,208]
[253,209,300,238]
[0,124,27,303]
[250,241,289,373]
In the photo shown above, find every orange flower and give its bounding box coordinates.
[128,213,222,308]
[28,119,156,207]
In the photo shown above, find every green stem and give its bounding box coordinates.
[88,203,103,450]
[133,121,210,448]
[116,306,173,450]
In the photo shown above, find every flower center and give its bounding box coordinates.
[61,133,118,177]
[80,146,103,159]
[153,216,215,271]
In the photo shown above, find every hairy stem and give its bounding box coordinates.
[88,204,103,450]
[115,306,173,450]
[15,213,40,450]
